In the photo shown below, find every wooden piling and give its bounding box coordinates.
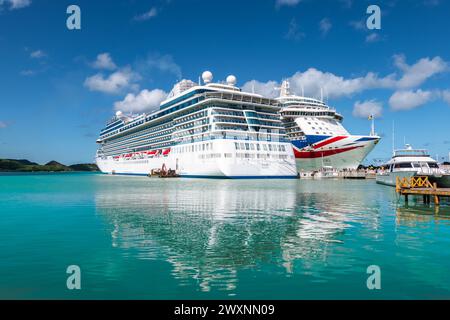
[396,176,450,207]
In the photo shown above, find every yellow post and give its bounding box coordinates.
[435,195,440,206]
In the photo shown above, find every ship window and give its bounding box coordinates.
[428,162,439,168]
[235,142,239,150]
[394,163,413,168]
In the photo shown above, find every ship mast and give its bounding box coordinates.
[280,79,291,97]
[392,121,395,156]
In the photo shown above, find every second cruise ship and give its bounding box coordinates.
[96,72,298,178]
[277,80,380,171]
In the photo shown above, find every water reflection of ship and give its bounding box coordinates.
[94,177,382,291]
[279,183,383,273]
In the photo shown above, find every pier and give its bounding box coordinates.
[396,176,450,205]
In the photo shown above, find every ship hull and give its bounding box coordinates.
[291,135,380,171]
[375,171,416,187]
[96,139,298,179]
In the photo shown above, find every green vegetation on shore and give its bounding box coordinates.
[0,159,99,172]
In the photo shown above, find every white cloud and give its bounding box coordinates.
[319,18,332,36]
[134,7,158,21]
[276,0,301,7]
[242,55,448,100]
[441,90,450,105]
[242,68,392,99]
[284,18,305,41]
[30,50,46,59]
[349,20,366,31]
[143,54,182,79]
[20,69,35,76]
[389,89,435,110]
[0,0,31,10]
[365,33,381,43]
[393,54,447,89]
[353,100,383,118]
[287,68,395,99]
[242,80,280,98]
[0,121,7,129]
[114,89,168,113]
[91,53,117,70]
[84,68,140,94]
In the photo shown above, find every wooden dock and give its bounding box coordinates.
[396,176,450,205]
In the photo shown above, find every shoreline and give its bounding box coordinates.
[0,171,101,175]
[0,158,99,173]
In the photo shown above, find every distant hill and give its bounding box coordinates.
[0,159,99,172]
[45,161,64,166]
[7,159,39,166]
[69,163,99,171]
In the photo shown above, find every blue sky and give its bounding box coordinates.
[0,0,449,164]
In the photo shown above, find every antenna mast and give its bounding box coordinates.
[392,121,395,156]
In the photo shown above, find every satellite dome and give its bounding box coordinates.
[202,71,213,84]
[226,75,237,86]
[115,111,123,117]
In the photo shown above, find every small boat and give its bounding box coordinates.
[299,170,314,179]
[376,144,446,187]
[313,166,339,179]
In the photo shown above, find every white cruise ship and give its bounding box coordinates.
[95,72,298,178]
[277,80,380,171]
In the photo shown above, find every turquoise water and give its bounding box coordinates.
[1,172,450,299]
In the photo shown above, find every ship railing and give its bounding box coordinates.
[417,167,445,175]
[395,176,434,192]
[202,92,279,106]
